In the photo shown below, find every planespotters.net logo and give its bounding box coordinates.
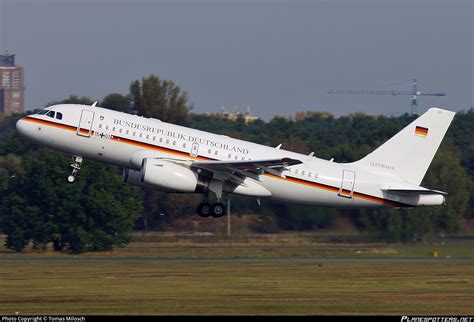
[402,317,474,322]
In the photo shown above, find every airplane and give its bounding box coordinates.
[16,103,455,218]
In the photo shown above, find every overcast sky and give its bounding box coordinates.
[1,0,472,119]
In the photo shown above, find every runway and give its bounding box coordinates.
[1,257,472,263]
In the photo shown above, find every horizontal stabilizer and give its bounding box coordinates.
[381,187,448,195]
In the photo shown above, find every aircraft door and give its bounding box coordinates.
[190,143,199,158]
[338,170,355,199]
[77,110,95,137]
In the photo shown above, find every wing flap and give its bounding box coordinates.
[191,157,302,168]
[190,157,302,181]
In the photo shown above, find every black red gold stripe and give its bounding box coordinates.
[24,116,78,132]
[22,116,411,208]
[266,173,410,208]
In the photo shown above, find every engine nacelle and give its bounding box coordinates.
[129,150,161,170]
[140,158,206,193]
[124,159,270,197]
[123,168,145,187]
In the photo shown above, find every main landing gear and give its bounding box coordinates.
[197,201,226,218]
[197,178,228,218]
[67,155,83,183]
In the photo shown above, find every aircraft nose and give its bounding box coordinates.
[16,117,29,136]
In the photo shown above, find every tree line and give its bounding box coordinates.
[0,74,472,252]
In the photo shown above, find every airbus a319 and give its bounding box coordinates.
[16,103,454,218]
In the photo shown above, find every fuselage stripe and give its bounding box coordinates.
[24,116,77,131]
[22,116,411,208]
[265,173,409,207]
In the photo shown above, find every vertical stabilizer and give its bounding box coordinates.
[354,107,455,185]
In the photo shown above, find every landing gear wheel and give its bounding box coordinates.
[67,155,83,183]
[197,202,212,218]
[211,202,226,218]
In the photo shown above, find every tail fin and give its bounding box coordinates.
[353,107,455,185]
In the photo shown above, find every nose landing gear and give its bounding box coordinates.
[67,155,83,183]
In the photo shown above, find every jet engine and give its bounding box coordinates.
[122,168,144,187]
[123,158,271,197]
[138,158,209,193]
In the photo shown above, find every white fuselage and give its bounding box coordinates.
[16,104,445,208]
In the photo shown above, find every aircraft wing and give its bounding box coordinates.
[189,157,302,184]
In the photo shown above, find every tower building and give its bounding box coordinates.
[0,53,25,115]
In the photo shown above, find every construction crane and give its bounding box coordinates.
[328,79,446,115]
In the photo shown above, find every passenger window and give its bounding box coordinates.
[208,149,212,154]
[99,124,102,129]
[215,151,218,155]
[119,128,122,133]
[302,171,305,176]
[173,141,176,145]
[183,143,186,148]
[46,111,55,118]
[235,155,238,160]
[166,139,169,144]
[146,135,149,139]
[228,154,231,159]
[56,112,63,120]
[139,133,143,138]
[160,138,163,143]
[153,136,156,141]
[105,125,109,130]
[132,132,136,136]
[126,130,129,134]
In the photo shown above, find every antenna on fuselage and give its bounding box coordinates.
[91,101,98,107]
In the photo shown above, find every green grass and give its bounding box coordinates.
[0,233,473,315]
[1,232,473,260]
[0,261,472,315]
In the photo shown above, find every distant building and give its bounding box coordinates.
[204,106,260,124]
[0,52,25,115]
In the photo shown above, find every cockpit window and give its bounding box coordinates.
[38,110,49,115]
[46,111,55,118]
[56,112,63,120]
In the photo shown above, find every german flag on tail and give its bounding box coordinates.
[415,126,429,136]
